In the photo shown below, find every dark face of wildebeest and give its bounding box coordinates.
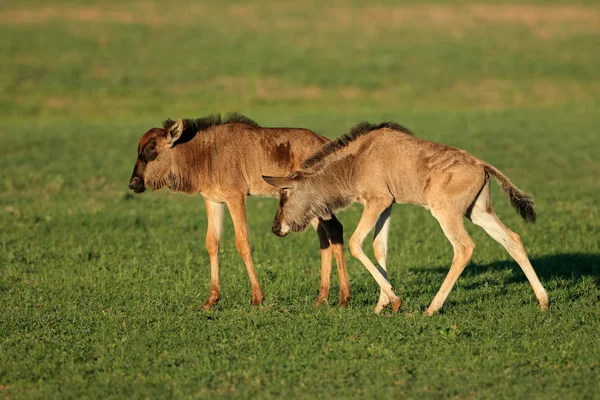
[263,173,320,237]
[129,118,184,193]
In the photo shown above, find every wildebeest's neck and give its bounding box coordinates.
[168,135,215,194]
[302,155,355,216]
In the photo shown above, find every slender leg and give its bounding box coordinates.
[425,210,475,316]
[321,215,351,307]
[373,205,393,313]
[201,197,225,310]
[311,219,332,306]
[226,195,264,306]
[470,184,549,310]
[349,199,401,314]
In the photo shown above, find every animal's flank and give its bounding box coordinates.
[484,165,537,223]
[301,120,414,169]
[270,141,291,168]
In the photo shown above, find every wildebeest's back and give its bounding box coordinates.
[352,129,484,206]
[203,123,328,198]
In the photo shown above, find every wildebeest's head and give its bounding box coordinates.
[129,118,184,193]
[262,172,321,237]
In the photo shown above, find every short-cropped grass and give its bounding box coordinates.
[1,0,599,398]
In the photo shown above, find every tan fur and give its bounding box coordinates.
[130,118,350,309]
[265,126,548,315]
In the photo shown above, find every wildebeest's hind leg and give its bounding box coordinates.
[311,219,333,306]
[425,210,475,316]
[469,180,549,310]
[349,198,402,314]
[373,205,393,313]
[320,216,351,307]
[226,195,265,306]
[201,198,225,310]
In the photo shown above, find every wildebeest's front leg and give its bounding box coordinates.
[201,197,224,310]
[320,216,351,307]
[373,205,392,313]
[226,195,265,306]
[312,219,333,307]
[349,198,402,314]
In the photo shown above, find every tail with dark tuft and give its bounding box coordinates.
[484,165,537,223]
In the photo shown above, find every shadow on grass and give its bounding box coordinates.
[346,253,600,308]
[448,252,600,283]
[404,253,600,298]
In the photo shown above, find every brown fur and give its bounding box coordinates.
[129,114,351,309]
[265,121,548,315]
[301,121,413,170]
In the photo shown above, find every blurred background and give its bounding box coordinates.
[2,0,598,205]
[1,0,599,398]
[2,1,599,120]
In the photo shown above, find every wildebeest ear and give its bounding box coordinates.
[262,175,295,189]
[167,118,184,145]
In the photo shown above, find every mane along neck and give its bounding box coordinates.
[301,121,413,172]
[163,112,260,144]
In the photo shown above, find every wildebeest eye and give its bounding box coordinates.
[141,145,157,162]
[279,189,289,206]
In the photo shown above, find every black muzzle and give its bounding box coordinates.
[129,176,145,193]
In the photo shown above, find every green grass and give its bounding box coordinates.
[1,1,599,398]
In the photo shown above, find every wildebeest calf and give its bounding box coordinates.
[264,121,548,315]
[129,113,350,309]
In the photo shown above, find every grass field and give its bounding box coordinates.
[1,0,599,398]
